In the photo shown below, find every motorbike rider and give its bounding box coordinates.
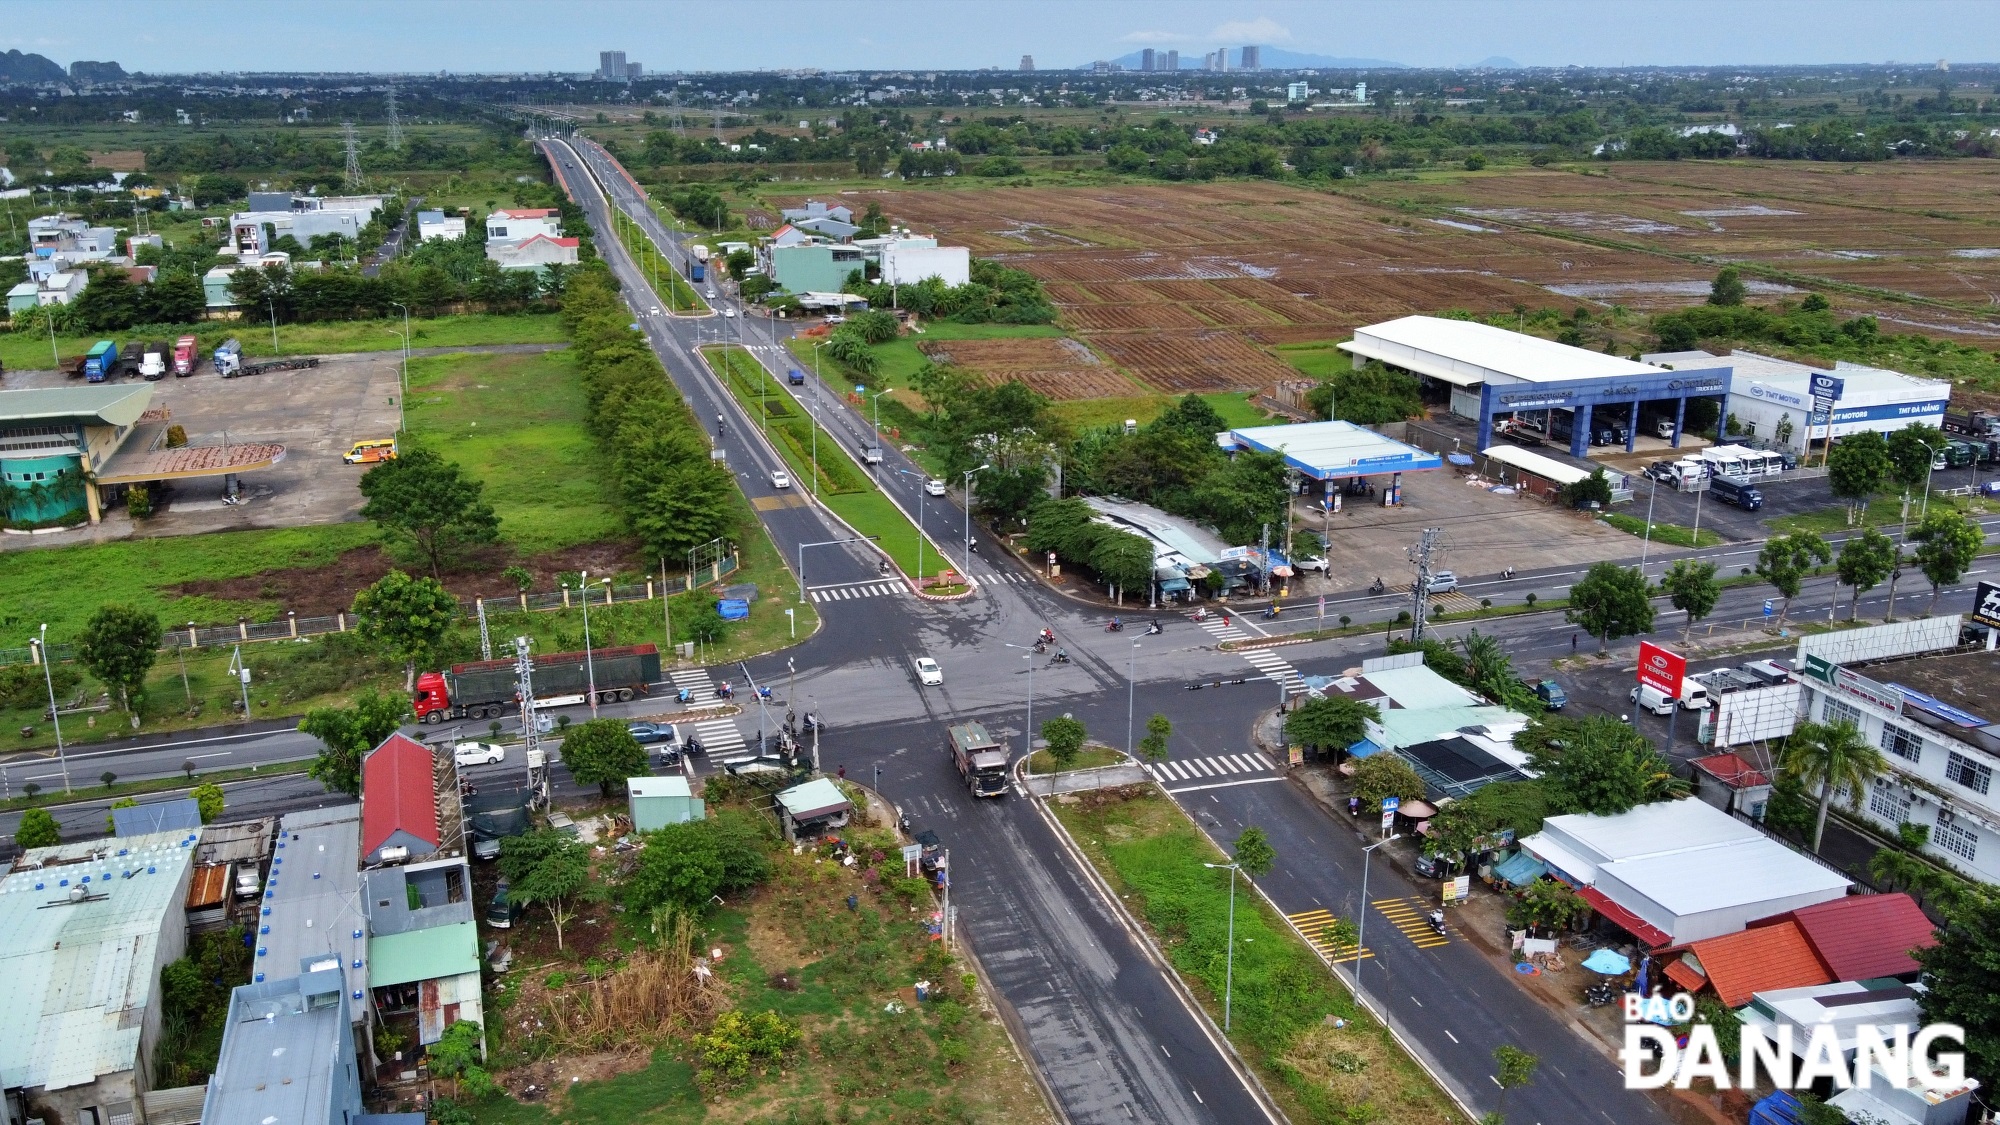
[1109,616,1122,631]
[1054,647,1070,663]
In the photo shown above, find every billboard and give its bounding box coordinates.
[1637,641,1686,697]
[1973,581,2000,631]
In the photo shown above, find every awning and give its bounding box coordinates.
[1347,738,1384,759]
[1399,799,1438,819]
[1579,886,1673,949]
[1157,577,1191,592]
[1446,453,1474,466]
[1492,850,1546,887]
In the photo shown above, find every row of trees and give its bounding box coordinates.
[842,258,1057,325]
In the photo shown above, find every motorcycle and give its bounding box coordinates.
[1033,639,1049,654]
[1192,607,1209,622]
[1584,982,1621,1009]
[1144,621,1164,635]
[1039,629,1055,646]
[1262,604,1281,620]
[1426,910,1448,937]
[1048,650,1072,666]
[757,685,773,701]
[716,683,735,700]
[1368,577,1386,596]
[1105,620,1124,633]
[675,687,696,704]
[879,560,889,576]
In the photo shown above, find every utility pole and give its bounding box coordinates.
[514,637,549,810]
[1408,527,1445,644]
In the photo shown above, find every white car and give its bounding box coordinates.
[1293,554,1329,572]
[649,306,660,316]
[707,288,718,299]
[453,741,505,767]
[924,478,947,497]
[913,657,943,686]
[771,469,791,488]
[825,314,846,324]
[1423,571,1459,595]
[723,308,736,318]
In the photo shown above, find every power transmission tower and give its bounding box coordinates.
[1408,527,1446,644]
[669,92,685,137]
[384,85,403,150]
[342,121,361,188]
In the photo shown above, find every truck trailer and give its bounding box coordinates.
[414,643,661,723]
[83,340,120,382]
[947,721,1009,797]
[173,336,200,376]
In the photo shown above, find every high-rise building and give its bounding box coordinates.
[1242,45,1261,70]
[1020,54,1034,71]
[1214,48,1228,72]
[598,50,626,80]
[626,61,644,79]
[1141,48,1156,72]
[1093,60,1110,75]
[1165,50,1179,71]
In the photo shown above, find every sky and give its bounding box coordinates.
[12,0,2000,74]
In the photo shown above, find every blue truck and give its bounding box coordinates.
[1710,474,1764,510]
[83,340,120,382]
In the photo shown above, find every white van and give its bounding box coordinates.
[1629,684,1676,715]
[1678,679,1709,711]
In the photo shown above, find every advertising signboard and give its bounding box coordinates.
[1637,641,1687,698]
[1973,581,2000,631]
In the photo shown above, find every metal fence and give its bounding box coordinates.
[6,555,739,668]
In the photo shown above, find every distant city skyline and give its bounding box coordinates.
[8,0,1998,74]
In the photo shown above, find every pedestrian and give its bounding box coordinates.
[838,765,846,779]
[1349,796,1359,817]
[1571,633,1578,652]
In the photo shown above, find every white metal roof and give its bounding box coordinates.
[0,830,199,1092]
[1601,843,1850,919]
[629,775,693,799]
[1537,798,1762,866]
[1343,315,1666,388]
[1479,443,1594,485]
[1219,420,1442,478]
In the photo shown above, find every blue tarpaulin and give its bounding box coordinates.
[1347,738,1384,759]
[1582,948,1632,975]
[1493,850,1547,887]
[717,599,750,620]
[1447,453,1475,466]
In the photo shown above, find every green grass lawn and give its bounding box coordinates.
[1273,340,1357,380]
[1053,789,1460,1125]
[1049,391,1272,432]
[404,348,622,554]
[1602,513,1726,549]
[0,313,566,371]
[796,321,1069,393]
[1765,493,1994,536]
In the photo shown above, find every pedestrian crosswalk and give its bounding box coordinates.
[1149,751,1276,784]
[691,717,751,763]
[667,668,719,702]
[808,580,906,603]
[1288,909,1372,964]
[1375,896,1452,949]
[1194,616,1306,693]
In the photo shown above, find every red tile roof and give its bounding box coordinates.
[1691,752,1770,788]
[1579,886,1673,949]
[361,733,438,856]
[491,208,558,219]
[1682,921,1834,1007]
[1753,893,1937,981]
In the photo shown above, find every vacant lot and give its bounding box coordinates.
[915,335,1138,400]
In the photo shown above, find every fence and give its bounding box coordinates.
[4,554,739,668]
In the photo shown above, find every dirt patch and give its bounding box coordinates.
[164,540,643,616]
[90,150,146,171]
[494,1048,654,1106]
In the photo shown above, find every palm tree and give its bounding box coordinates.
[1781,720,1887,854]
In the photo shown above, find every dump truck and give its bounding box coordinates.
[173,336,200,376]
[83,340,120,382]
[947,721,1009,797]
[414,643,661,723]
[118,342,145,376]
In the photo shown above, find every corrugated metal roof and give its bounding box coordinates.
[1220,420,1443,479]
[628,776,692,798]
[0,830,197,1092]
[263,805,366,1019]
[362,734,439,857]
[1755,893,1937,981]
[112,797,203,837]
[202,973,354,1125]
[367,920,479,987]
[1345,315,1665,387]
[0,384,154,427]
[1370,704,1518,751]
[186,864,232,910]
[1480,443,1595,486]
[1360,665,1483,710]
[776,777,851,820]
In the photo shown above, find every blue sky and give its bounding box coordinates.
[12,1,2000,74]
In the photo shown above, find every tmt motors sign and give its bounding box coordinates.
[1972,581,2000,631]
[1637,641,1686,698]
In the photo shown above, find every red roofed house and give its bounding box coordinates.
[1689,751,1773,820]
[362,733,443,864]
[1662,920,1834,1007]
[486,233,580,273]
[484,208,562,242]
[1751,892,1937,981]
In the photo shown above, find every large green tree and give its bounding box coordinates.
[506,831,590,950]
[558,718,649,796]
[1284,695,1379,754]
[1756,531,1832,625]
[298,689,410,796]
[1040,715,1087,772]
[75,605,163,712]
[1660,558,1721,643]
[1350,754,1424,813]
[15,807,60,849]
[1565,562,1655,653]
[1914,885,2000,1092]
[1780,719,1886,853]
[1826,431,1891,525]
[1524,715,1684,816]
[1707,266,1746,307]
[1886,423,1949,534]
[351,569,460,692]
[1910,509,1987,614]
[1233,826,1276,877]
[1836,527,1899,621]
[357,449,501,578]
[1459,629,1538,712]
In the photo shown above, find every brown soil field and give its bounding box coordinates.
[777,164,2000,394]
[915,337,1142,399]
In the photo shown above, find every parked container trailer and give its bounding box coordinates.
[172,336,200,376]
[414,644,661,723]
[83,340,120,381]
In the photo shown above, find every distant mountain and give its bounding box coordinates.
[0,50,66,84]
[1106,46,1406,72]
[1469,56,1521,69]
[70,60,126,84]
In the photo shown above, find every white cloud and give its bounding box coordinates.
[1209,17,1293,43]
[1118,29,1184,44]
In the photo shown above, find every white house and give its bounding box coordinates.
[881,243,970,287]
[486,234,579,272]
[484,208,562,243]
[416,210,466,242]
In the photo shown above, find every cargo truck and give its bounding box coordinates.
[212,339,242,375]
[173,336,200,376]
[413,643,661,723]
[118,342,145,377]
[947,721,1009,797]
[1944,408,1997,439]
[83,340,120,382]
[139,341,168,380]
[1709,474,1763,510]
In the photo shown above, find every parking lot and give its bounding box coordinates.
[9,351,402,539]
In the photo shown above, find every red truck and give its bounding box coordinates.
[413,644,661,723]
[173,336,200,376]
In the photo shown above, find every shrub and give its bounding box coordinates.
[692,1009,802,1089]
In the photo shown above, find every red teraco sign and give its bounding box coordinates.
[1637,642,1686,698]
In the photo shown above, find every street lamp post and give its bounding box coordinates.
[266,295,280,351]
[963,463,990,574]
[1202,861,1241,1031]
[389,301,411,433]
[892,468,927,584]
[1127,641,1139,756]
[1352,834,1402,1006]
[35,625,72,794]
[1639,474,1659,571]
[869,390,892,482]
[571,572,608,716]
[809,341,832,497]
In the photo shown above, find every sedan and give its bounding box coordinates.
[723,308,736,318]
[924,478,947,497]
[453,741,505,767]
[771,469,791,489]
[1292,554,1329,572]
[913,657,944,686]
[626,722,675,745]
[1423,571,1459,595]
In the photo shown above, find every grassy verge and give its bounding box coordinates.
[0,314,565,370]
[1602,513,1726,548]
[1051,787,1460,1125]
[704,344,947,581]
[405,348,623,553]
[0,758,312,813]
[611,212,705,311]
[1765,494,1993,536]
[1026,746,1126,774]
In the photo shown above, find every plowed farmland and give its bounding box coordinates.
[915,337,1140,400]
[783,165,2000,395]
